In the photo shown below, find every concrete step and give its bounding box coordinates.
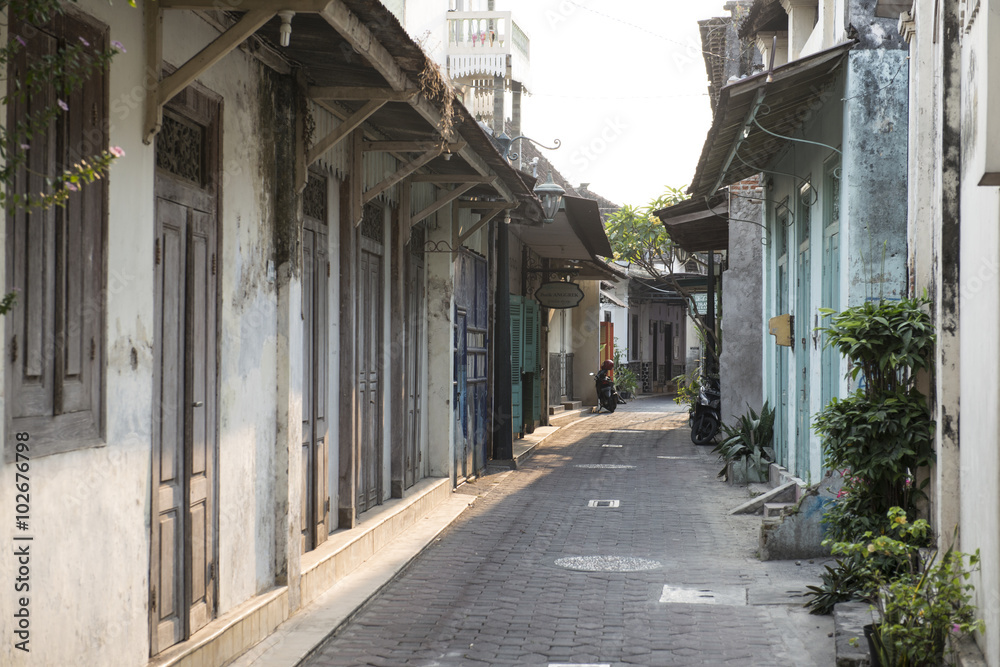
[561,400,583,410]
[548,404,566,415]
[763,502,796,518]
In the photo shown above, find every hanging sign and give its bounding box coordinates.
[535,281,585,309]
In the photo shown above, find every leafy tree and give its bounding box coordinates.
[1,0,129,313]
[603,185,721,367]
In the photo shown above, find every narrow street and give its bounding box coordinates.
[303,397,834,667]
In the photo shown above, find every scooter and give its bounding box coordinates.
[591,372,618,413]
[690,377,721,445]
[591,362,625,413]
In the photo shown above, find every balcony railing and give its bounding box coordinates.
[446,10,530,82]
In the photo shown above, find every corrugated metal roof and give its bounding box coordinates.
[687,41,853,198]
[654,194,730,253]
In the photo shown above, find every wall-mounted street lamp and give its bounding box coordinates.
[534,171,565,224]
[498,133,561,162]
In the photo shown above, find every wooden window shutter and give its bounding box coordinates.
[5,12,107,461]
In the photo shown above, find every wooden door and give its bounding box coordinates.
[404,238,424,489]
[358,245,383,513]
[151,98,219,656]
[301,177,330,552]
[151,189,218,652]
[454,308,469,482]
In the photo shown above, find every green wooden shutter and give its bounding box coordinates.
[510,295,524,437]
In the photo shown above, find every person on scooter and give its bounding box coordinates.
[596,360,626,405]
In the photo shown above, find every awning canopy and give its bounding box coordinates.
[653,194,729,253]
[194,1,536,203]
[509,195,614,261]
[599,289,627,308]
[687,41,854,198]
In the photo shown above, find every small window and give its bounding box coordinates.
[5,11,108,460]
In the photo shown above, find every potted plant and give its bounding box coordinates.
[713,402,774,484]
[612,342,638,399]
[833,508,984,667]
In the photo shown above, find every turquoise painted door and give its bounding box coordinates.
[795,195,812,480]
[821,166,842,415]
[774,212,790,467]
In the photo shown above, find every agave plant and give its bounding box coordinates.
[714,402,775,478]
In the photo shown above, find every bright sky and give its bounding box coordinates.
[502,0,728,208]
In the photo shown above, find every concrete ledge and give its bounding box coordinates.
[833,601,873,667]
[299,477,452,608]
[150,587,289,667]
[549,406,595,424]
[730,481,798,515]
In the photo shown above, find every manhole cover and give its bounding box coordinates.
[554,556,662,572]
[602,444,623,448]
[587,499,620,507]
[659,584,747,605]
[574,464,635,469]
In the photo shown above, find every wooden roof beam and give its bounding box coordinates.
[319,0,515,203]
[411,181,491,228]
[306,99,386,166]
[159,0,331,9]
[363,148,443,204]
[409,175,494,184]
[456,207,506,248]
[310,87,418,102]
[363,141,464,153]
[145,8,275,143]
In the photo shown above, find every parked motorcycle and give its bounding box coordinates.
[591,360,623,413]
[690,376,721,445]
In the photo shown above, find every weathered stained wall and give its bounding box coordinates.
[0,2,153,664]
[959,4,1000,662]
[721,179,764,422]
[842,49,910,306]
[0,4,297,663]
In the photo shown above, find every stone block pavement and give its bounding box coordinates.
[302,396,834,666]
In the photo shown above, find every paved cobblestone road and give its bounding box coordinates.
[305,397,834,666]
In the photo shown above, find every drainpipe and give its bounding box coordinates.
[493,220,513,460]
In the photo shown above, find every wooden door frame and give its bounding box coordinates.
[301,173,330,552]
[149,82,221,656]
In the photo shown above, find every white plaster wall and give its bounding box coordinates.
[425,210,455,479]
[0,2,153,664]
[961,16,1000,663]
[571,281,601,405]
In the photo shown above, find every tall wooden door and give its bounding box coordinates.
[151,101,219,655]
[301,175,330,552]
[404,230,425,489]
[358,204,384,514]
